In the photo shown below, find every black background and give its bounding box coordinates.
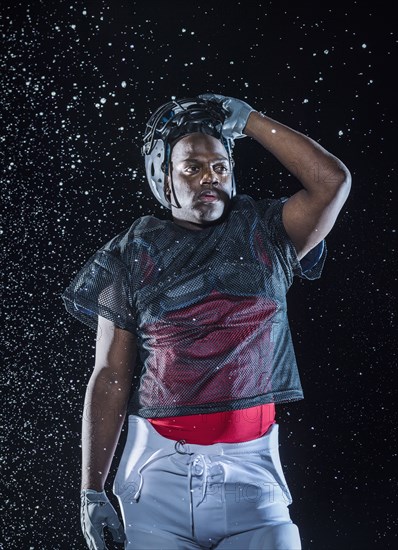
[2,1,397,549]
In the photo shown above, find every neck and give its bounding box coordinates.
[171,217,211,231]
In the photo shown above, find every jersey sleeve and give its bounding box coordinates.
[61,233,136,333]
[255,197,327,282]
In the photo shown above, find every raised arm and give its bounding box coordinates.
[199,93,351,259]
[244,111,351,259]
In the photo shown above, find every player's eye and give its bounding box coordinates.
[213,164,229,174]
[184,165,200,173]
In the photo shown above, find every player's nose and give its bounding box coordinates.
[200,165,219,185]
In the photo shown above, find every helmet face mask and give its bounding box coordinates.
[142,97,236,209]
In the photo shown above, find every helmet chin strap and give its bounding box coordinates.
[170,172,182,209]
[230,173,236,199]
[163,143,182,209]
[165,162,182,209]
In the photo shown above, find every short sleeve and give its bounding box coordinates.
[61,248,136,333]
[299,241,326,278]
[254,196,327,281]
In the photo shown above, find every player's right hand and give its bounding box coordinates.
[199,93,255,140]
[81,489,126,550]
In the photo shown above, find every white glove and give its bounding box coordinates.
[81,490,126,550]
[199,93,255,139]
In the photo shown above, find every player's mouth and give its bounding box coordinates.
[198,190,219,202]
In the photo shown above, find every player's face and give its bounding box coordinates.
[166,133,233,230]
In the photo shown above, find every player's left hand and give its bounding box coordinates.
[199,93,255,139]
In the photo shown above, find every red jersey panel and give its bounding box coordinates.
[148,403,276,444]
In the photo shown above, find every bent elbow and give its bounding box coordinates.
[338,166,352,202]
[336,163,352,190]
[328,163,351,203]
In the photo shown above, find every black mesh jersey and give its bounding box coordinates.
[62,195,326,417]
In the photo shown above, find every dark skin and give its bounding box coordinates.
[245,111,351,259]
[164,134,233,230]
[165,115,351,258]
[81,112,351,491]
